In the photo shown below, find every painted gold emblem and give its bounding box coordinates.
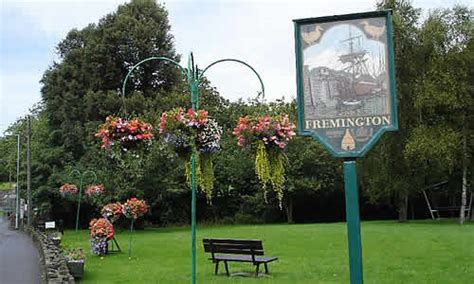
[341,129,356,150]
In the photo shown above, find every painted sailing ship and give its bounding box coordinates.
[336,31,379,108]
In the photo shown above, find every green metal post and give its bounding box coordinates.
[343,159,363,284]
[191,153,197,283]
[75,177,83,232]
[189,53,198,284]
[129,219,134,259]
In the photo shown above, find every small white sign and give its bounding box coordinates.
[45,221,56,229]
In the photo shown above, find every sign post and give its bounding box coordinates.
[294,10,398,283]
[343,159,363,283]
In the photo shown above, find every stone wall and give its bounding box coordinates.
[24,227,75,284]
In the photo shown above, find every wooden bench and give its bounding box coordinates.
[203,238,278,277]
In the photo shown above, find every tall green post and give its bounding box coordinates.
[343,159,363,284]
[75,176,84,232]
[189,53,198,284]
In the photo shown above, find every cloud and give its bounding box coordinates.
[3,0,126,37]
[0,73,42,134]
[305,49,345,71]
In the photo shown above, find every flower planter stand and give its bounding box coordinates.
[108,237,121,253]
[66,260,85,279]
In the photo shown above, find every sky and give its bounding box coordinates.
[0,0,470,135]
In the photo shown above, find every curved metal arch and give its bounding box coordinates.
[69,169,81,178]
[121,56,188,114]
[83,170,98,185]
[199,58,265,100]
[69,169,98,184]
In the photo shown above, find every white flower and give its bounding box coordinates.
[198,119,222,153]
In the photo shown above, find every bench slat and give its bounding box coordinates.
[203,238,262,246]
[203,239,264,255]
[203,242,262,249]
[203,238,262,242]
[213,255,277,263]
[204,246,264,255]
[204,243,263,252]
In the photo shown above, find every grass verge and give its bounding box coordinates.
[62,220,473,283]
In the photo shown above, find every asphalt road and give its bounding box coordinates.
[0,216,41,284]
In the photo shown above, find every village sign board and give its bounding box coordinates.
[294,10,398,157]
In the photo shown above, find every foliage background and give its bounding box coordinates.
[0,0,472,226]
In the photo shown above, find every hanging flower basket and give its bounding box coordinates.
[59,183,78,197]
[89,218,114,240]
[122,197,148,220]
[122,197,148,259]
[232,114,296,207]
[85,184,105,197]
[95,116,153,152]
[89,218,114,255]
[101,202,123,223]
[158,108,222,200]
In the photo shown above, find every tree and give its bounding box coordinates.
[17,0,190,224]
[285,136,341,223]
[361,2,473,223]
[409,6,473,224]
[360,0,422,222]
[41,0,182,160]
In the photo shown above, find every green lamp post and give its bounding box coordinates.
[122,52,265,283]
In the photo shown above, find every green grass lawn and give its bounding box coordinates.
[62,220,473,283]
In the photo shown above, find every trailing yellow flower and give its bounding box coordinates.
[201,154,214,202]
[185,152,215,203]
[233,114,296,208]
[255,140,271,200]
[185,152,202,191]
[269,151,286,209]
[159,108,222,202]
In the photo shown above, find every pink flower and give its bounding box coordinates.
[187,108,194,117]
[232,114,296,150]
[237,137,245,147]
